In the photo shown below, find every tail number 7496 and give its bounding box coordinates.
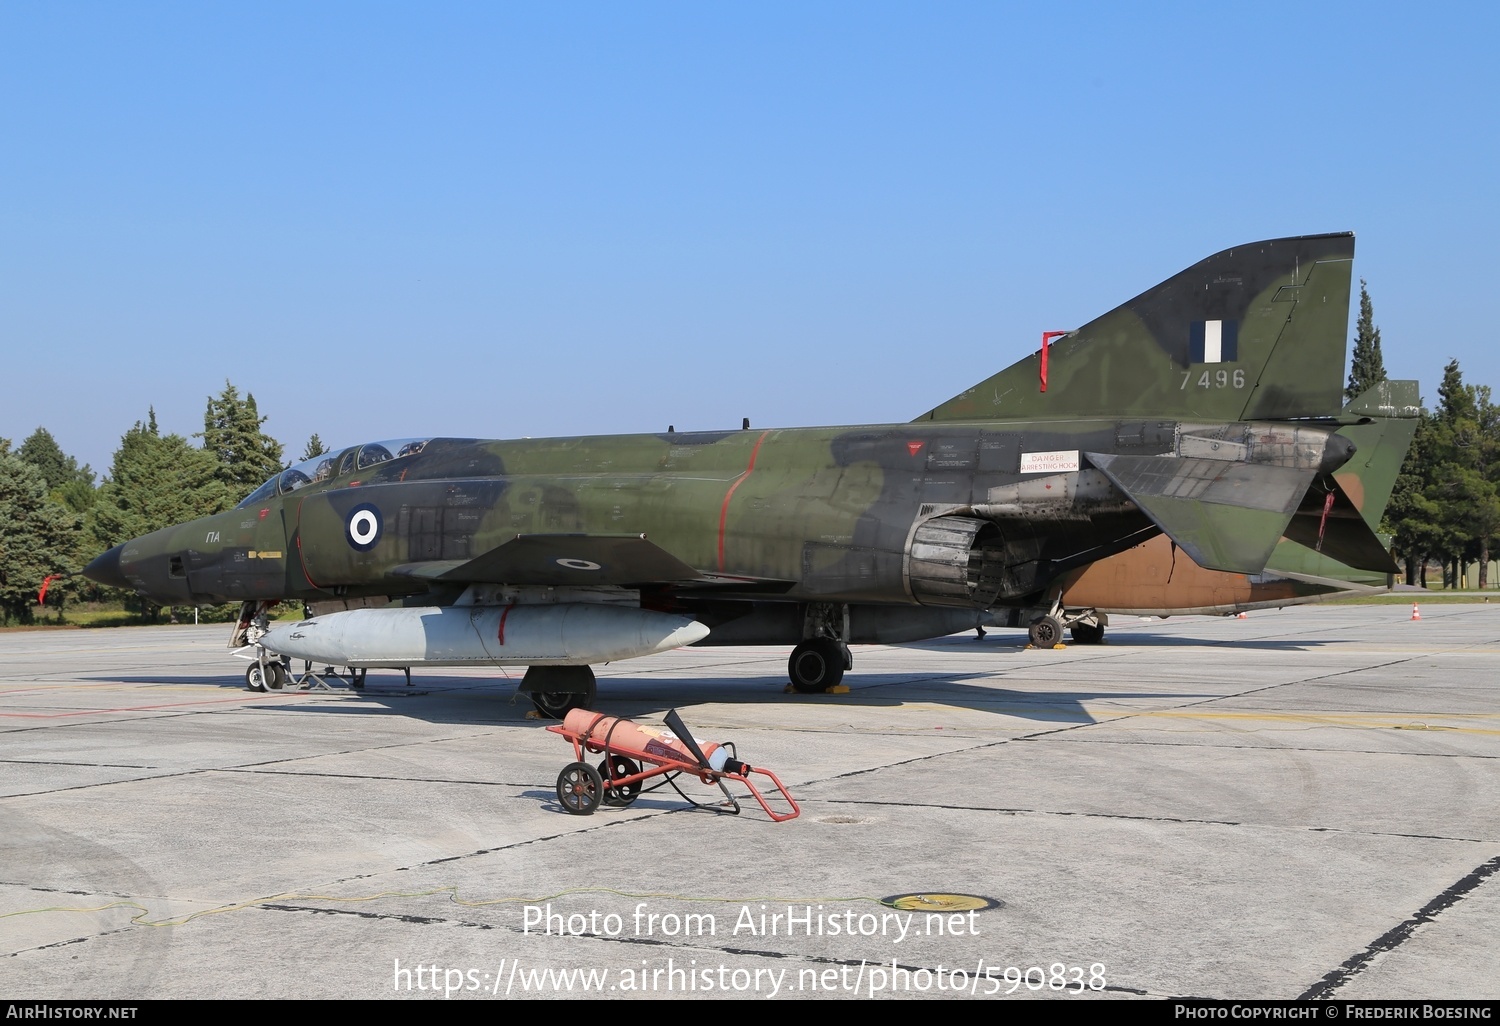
[1181,368,1246,389]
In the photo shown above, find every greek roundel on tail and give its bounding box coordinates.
[86,233,1374,712]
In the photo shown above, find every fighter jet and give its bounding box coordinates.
[85,232,1390,715]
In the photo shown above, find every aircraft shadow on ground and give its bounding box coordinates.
[95,671,1207,727]
[896,634,1348,652]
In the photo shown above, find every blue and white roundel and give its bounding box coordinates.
[345,503,383,551]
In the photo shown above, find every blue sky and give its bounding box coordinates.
[3,2,1497,477]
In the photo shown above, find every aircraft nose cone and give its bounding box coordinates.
[83,545,130,590]
[1318,433,1357,475]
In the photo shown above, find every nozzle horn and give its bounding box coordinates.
[663,708,711,770]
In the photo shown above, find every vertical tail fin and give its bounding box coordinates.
[916,233,1355,423]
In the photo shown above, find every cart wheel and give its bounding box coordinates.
[598,755,641,807]
[556,762,604,815]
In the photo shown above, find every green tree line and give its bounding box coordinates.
[1329,281,1497,589]
[1,382,321,624]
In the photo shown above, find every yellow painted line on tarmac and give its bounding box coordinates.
[881,702,1500,738]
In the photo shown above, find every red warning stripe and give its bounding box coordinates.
[717,430,770,572]
[1040,330,1068,392]
[295,501,323,590]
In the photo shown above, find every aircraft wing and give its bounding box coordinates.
[390,533,706,587]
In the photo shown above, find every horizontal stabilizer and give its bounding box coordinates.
[1331,387,1420,533]
[1342,379,1422,420]
[1281,478,1399,574]
[390,533,704,587]
[1087,452,1315,574]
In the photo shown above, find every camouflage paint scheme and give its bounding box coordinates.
[1050,381,1420,623]
[85,233,1391,697]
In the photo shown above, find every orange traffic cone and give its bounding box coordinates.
[1411,602,1421,621]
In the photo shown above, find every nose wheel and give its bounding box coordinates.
[245,661,288,692]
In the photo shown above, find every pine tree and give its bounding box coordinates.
[1421,361,1495,588]
[301,434,330,461]
[88,413,231,553]
[199,381,284,498]
[15,427,96,513]
[1386,412,1442,586]
[1436,359,1476,426]
[0,448,81,624]
[1345,279,1387,400]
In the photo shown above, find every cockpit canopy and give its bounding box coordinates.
[235,439,430,508]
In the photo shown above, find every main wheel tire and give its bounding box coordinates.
[1028,615,1064,647]
[1069,621,1105,645]
[262,661,288,691]
[598,755,642,807]
[556,762,604,815]
[524,665,598,719]
[788,638,846,693]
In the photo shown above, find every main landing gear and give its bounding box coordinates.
[1069,619,1106,645]
[788,638,847,693]
[521,665,598,719]
[787,603,852,694]
[1027,614,1064,648]
[1025,605,1108,647]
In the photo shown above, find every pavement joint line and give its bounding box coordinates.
[1037,708,1500,732]
[792,702,1500,785]
[215,767,533,786]
[0,759,161,769]
[1188,655,1453,698]
[811,799,1500,844]
[1,731,533,797]
[259,902,495,929]
[0,768,219,799]
[1298,853,1500,1000]
[1035,737,1500,758]
[202,729,520,770]
[1036,657,1441,734]
[4,932,125,960]
[809,719,1098,784]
